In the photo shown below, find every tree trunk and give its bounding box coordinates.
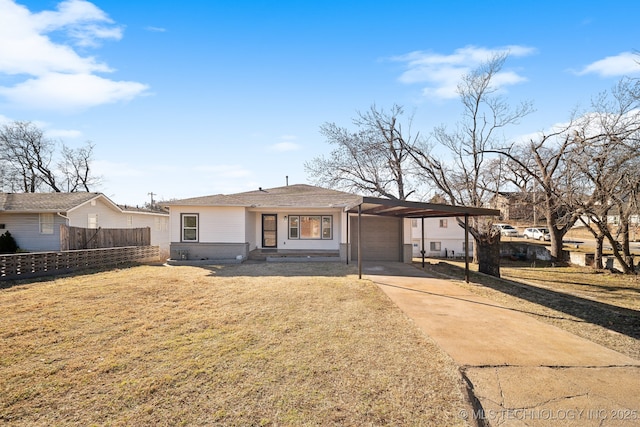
[593,236,603,269]
[547,224,565,263]
[476,235,501,277]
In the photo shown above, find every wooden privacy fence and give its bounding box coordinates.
[0,246,159,281]
[61,225,151,250]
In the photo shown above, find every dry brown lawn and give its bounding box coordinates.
[0,262,469,426]
[417,258,640,360]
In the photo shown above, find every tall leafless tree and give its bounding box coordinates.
[405,53,534,277]
[58,142,100,192]
[305,104,419,200]
[568,78,640,272]
[0,121,100,193]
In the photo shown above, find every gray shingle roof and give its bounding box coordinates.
[0,192,102,212]
[162,184,361,208]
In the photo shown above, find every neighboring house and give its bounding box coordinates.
[410,217,473,258]
[162,184,498,263]
[490,191,545,222]
[0,192,169,256]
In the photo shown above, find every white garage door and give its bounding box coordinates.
[350,216,402,261]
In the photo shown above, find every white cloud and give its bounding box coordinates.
[270,142,301,152]
[392,45,536,99]
[46,128,83,139]
[268,135,301,152]
[0,0,147,111]
[145,26,166,33]
[576,52,640,77]
[0,72,148,111]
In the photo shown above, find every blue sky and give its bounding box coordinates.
[1,0,639,205]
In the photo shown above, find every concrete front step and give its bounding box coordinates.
[248,249,340,261]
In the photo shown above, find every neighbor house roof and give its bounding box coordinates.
[162,184,361,208]
[0,192,169,216]
[0,192,103,213]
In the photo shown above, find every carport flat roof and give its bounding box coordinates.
[346,196,500,218]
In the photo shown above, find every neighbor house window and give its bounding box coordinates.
[39,213,54,234]
[463,241,474,252]
[88,213,98,229]
[411,219,418,228]
[181,214,198,241]
[288,215,332,239]
[439,219,447,228]
[430,241,441,251]
[127,215,133,226]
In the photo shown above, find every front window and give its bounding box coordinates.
[182,214,198,241]
[39,213,54,234]
[288,215,332,239]
[439,219,448,228]
[430,241,441,251]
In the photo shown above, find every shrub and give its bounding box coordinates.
[0,231,19,254]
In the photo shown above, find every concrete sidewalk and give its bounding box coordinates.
[363,262,640,427]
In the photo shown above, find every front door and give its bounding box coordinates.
[262,214,277,248]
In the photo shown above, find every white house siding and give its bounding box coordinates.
[0,213,65,252]
[245,210,257,250]
[168,206,248,261]
[168,206,246,243]
[68,200,123,228]
[200,206,246,242]
[411,217,472,257]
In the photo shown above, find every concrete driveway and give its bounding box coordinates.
[363,262,640,427]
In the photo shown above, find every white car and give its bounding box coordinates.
[493,223,518,237]
[523,227,551,241]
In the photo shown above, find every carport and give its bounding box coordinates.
[345,197,500,281]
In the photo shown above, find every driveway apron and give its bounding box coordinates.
[363,262,640,427]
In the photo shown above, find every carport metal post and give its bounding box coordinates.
[464,214,470,283]
[346,211,349,265]
[358,204,362,279]
[421,217,425,268]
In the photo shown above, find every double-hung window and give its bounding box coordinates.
[181,214,198,241]
[39,213,54,234]
[288,215,332,239]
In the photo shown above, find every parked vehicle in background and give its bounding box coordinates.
[523,227,551,241]
[493,223,519,237]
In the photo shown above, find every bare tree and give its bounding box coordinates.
[58,142,101,192]
[305,104,419,200]
[494,77,640,269]
[569,78,640,272]
[0,121,53,192]
[494,122,587,262]
[0,121,100,193]
[405,53,533,277]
